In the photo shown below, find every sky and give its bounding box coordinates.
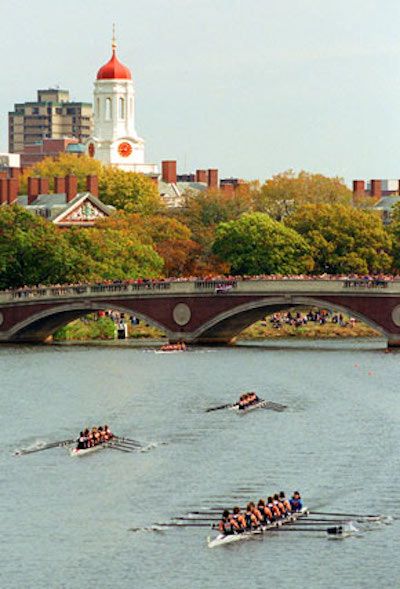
[1,0,400,184]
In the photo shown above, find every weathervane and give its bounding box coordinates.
[112,23,116,51]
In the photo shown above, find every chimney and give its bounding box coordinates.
[27,177,40,205]
[10,167,20,180]
[162,160,177,184]
[352,180,365,200]
[38,177,49,195]
[0,178,8,205]
[0,171,7,180]
[207,168,219,189]
[370,179,382,200]
[86,174,99,197]
[196,169,207,183]
[54,176,66,193]
[65,174,78,202]
[221,183,235,195]
[7,178,18,205]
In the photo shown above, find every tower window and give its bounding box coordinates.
[119,97,125,119]
[105,98,112,121]
[96,98,100,116]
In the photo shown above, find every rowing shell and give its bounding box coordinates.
[70,443,108,457]
[229,399,269,414]
[207,507,309,548]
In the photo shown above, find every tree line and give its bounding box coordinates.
[1,156,399,289]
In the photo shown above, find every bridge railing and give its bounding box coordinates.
[343,279,389,288]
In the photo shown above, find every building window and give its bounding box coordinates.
[105,98,111,120]
[96,98,100,116]
[119,97,125,119]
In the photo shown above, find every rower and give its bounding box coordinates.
[279,491,292,514]
[238,394,248,409]
[290,491,303,512]
[273,493,287,517]
[244,503,260,530]
[104,425,113,440]
[218,510,234,536]
[231,506,246,532]
[257,499,273,524]
[249,501,263,523]
[267,496,281,520]
[76,431,85,450]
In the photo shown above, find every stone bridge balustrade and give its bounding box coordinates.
[0,278,399,346]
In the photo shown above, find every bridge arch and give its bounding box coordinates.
[192,296,387,343]
[7,301,172,342]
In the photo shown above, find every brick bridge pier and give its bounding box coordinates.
[1,279,400,346]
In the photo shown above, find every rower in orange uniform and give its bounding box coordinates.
[257,499,273,524]
[231,506,246,532]
[279,491,292,514]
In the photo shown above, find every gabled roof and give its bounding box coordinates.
[373,196,400,211]
[17,191,114,225]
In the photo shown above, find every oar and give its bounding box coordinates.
[15,438,75,456]
[111,439,140,450]
[154,522,215,528]
[310,511,382,519]
[205,403,235,413]
[106,443,134,453]
[113,436,142,447]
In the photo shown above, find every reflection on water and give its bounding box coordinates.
[0,339,399,588]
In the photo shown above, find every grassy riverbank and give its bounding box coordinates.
[53,314,380,341]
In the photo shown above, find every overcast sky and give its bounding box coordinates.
[1,0,400,184]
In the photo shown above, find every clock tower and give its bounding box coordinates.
[86,32,158,174]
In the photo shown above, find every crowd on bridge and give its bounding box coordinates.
[1,273,397,299]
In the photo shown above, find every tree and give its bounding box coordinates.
[96,212,202,276]
[65,228,164,280]
[19,153,164,215]
[98,167,164,215]
[19,154,102,194]
[253,170,352,220]
[285,204,392,274]
[387,202,400,270]
[0,206,87,288]
[212,212,312,275]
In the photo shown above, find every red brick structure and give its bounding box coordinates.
[1,279,400,347]
[19,138,82,168]
[162,160,177,183]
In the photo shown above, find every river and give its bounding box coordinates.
[1,338,399,588]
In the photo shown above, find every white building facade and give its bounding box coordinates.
[86,39,158,175]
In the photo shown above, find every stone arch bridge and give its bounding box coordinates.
[1,279,400,346]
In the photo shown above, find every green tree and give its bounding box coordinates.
[212,212,312,275]
[253,170,352,220]
[65,228,164,280]
[286,204,392,274]
[0,206,87,288]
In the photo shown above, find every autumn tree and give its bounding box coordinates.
[20,153,164,215]
[253,170,352,220]
[212,212,312,275]
[286,204,392,274]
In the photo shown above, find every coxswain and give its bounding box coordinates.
[244,503,260,530]
[257,499,273,524]
[279,491,292,514]
[290,491,303,512]
[231,506,246,532]
[76,431,85,450]
[218,510,234,535]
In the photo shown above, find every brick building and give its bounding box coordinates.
[9,89,92,154]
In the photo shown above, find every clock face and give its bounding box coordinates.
[88,143,95,158]
[118,141,132,158]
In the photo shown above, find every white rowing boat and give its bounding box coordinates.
[229,399,269,414]
[70,443,108,457]
[207,507,309,548]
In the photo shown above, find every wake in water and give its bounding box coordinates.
[139,441,167,453]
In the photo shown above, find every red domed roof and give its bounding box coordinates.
[97,48,132,80]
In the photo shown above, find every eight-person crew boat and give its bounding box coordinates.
[157,342,187,353]
[70,425,114,457]
[208,490,307,548]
